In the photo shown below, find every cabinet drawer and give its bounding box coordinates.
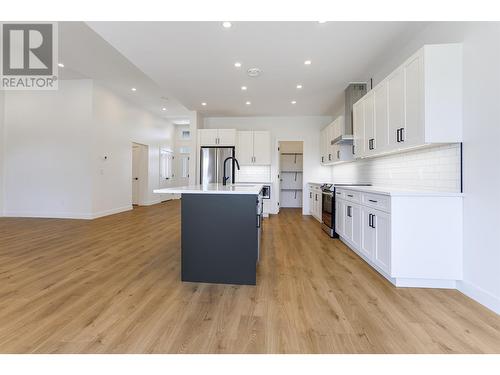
[334,190,344,199]
[342,190,361,203]
[361,193,391,213]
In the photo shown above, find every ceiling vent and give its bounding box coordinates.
[247,67,261,77]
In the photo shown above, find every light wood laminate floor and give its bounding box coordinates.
[0,201,499,353]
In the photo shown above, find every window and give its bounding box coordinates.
[181,130,190,140]
[160,149,174,180]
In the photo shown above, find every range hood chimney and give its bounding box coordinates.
[344,83,367,135]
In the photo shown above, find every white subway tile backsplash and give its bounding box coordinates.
[331,144,461,192]
[236,165,271,182]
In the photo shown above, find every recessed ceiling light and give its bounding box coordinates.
[318,21,327,24]
[234,62,242,68]
[162,107,167,111]
[291,100,297,104]
[241,86,247,91]
[246,101,251,105]
[296,84,303,89]
[58,63,64,68]
[304,60,312,65]
[222,22,232,28]
[131,87,137,92]
[201,102,207,106]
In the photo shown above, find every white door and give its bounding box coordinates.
[217,129,236,146]
[364,92,375,156]
[132,144,141,205]
[253,131,271,164]
[374,81,389,152]
[387,67,405,149]
[236,131,254,165]
[403,53,425,148]
[353,100,365,158]
[351,204,362,249]
[373,210,392,275]
[198,129,218,146]
[360,206,375,259]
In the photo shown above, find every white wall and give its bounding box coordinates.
[337,22,500,314]
[91,83,175,215]
[3,80,94,218]
[0,90,4,216]
[203,116,333,214]
[2,79,176,219]
[331,144,461,192]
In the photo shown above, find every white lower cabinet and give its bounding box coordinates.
[335,187,463,288]
[308,184,322,222]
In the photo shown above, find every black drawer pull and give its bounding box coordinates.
[368,199,378,203]
[347,194,353,197]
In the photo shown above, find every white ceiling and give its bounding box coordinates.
[87,21,429,117]
[58,22,191,119]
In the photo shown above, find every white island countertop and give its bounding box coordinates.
[154,183,265,195]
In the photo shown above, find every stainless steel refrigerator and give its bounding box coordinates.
[200,147,236,184]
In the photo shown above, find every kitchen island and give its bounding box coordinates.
[154,183,264,285]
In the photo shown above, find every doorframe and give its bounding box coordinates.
[274,138,306,215]
[131,142,149,206]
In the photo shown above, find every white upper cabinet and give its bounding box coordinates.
[363,92,375,156]
[374,82,389,152]
[253,131,271,164]
[353,43,463,159]
[320,116,352,165]
[236,130,271,165]
[199,129,236,146]
[236,131,254,165]
[353,100,365,158]
[387,67,405,148]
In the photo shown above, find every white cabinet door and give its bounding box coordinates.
[353,100,365,158]
[320,128,328,164]
[403,53,425,148]
[236,131,254,165]
[217,129,236,146]
[326,123,335,163]
[308,189,314,215]
[387,67,405,149]
[364,92,375,156]
[360,207,375,259]
[344,202,353,241]
[253,131,271,164]
[373,210,391,275]
[198,129,218,146]
[315,192,322,221]
[374,81,389,152]
[335,199,344,237]
[351,204,362,249]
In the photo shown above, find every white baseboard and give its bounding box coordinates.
[457,280,500,315]
[3,205,133,220]
[90,205,133,219]
[3,210,95,220]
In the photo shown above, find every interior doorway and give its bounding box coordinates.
[132,142,148,206]
[278,141,304,209]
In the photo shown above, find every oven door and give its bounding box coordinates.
[322,192,333,228]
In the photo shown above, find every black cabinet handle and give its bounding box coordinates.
[321,156,324,163]
[400,127,405,142]
[347,194,353,197]
[315,194,318,201]
[368,214,372,227]
[310,192,312,198]
[134,177,139,180]
[396,129,400,142]
[337,150,340,159]
[352,145,355,155]
[347,206,352,217]
[368,199,378,203]
[371,214,376,229]
[328,153,331,161]
[336,192,341,195]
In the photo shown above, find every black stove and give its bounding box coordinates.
[321,183,371,238]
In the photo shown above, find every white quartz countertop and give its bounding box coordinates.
[335,185,463,197]
[154,183,265,195]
